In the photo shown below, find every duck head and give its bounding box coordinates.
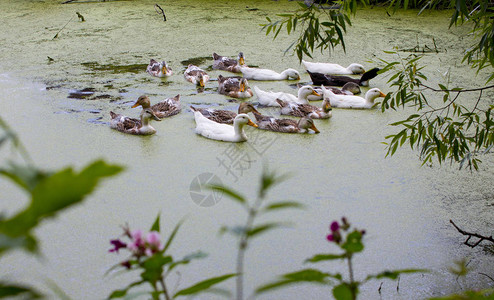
[132,95,151,109]
[299,117,319,133]
[347,63,365,75]
[238,102,260,115]
[238,52,245,65]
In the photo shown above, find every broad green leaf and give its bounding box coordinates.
[0,160,122,237]
[341,231,364,253]
[140,255,172,283]
[333,283,354,300]
[0,282,41,298]
[174,274,236,297]
[0,162,48,192]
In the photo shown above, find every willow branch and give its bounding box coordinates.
[450,219,494,248]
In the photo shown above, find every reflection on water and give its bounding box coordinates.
[0,0,493,299]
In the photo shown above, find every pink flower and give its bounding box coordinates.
[109,239,127,253]
[326,234,334,242]
[128,229,145,252]
[145,231,163,255]
[330,221,339,232]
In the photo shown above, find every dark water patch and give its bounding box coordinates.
[68,88,95,99]
[87,116,107,125]
[180,56,212,67]
[81,61,147,74]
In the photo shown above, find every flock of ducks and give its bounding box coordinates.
[110,52,386,142]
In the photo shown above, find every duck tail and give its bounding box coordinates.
[359,67,380,85]
[276,98,286,108]
[109,111,118,119]
[190,106,197,112]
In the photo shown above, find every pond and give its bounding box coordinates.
[1,0,493,299]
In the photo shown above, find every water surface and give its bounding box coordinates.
[1,1,493,299]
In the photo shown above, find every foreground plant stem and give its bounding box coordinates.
[160,278,171,300]
[236,198,263,300]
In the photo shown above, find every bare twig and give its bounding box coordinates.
[155,4,166,21]
[450,219,494,248]
[479,272,494,283]
[53,14,76,39]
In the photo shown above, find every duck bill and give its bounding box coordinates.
[312,90,321,97]
[199,78,205,87]
[131,102,141,108]
[311,124,320,134]
[247,119,258,128]
[379,91,387,98]
[239,82,245,92]
[162,66,168,74]
[239,57,245,65]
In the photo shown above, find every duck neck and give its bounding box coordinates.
[139,113,156,134]
[233,121,248,141]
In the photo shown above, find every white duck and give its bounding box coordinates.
[110,108,161,135]
[146,59,173,77]
[302,60,365,75]
[253,85,320,106]
[184,64,210,87]
[240,66,300,81]
[191,107,258,142]
[321,86,386,109]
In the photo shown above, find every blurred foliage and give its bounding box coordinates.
[0,116,123,298]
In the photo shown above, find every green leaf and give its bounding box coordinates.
[256,269,334,294]
[150,214,160,232]
[262,201,304,212]
[208,184,246,206]
[365,269,427,281]
[174,274,236,297]
[0,282,41,298]
[162,219,184,254]
[341,231,364,253]
[0,160,122,238]
[333,283,355,300]
[140,255,173,283]
[305,253,346,263]
[247,222,285,238]
[168,251,208,272]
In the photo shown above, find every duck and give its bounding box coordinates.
[217,75,253,98]
[190,102,260,124]
[321,86,386,109]
[307,82,361,101]
[277,98,332,119]
[307,68,380,87]
[212,52,245,73]
[253,85,319,106]
[191,107,258,142]
[184,64,210,87]
[240,66,300,81]
[253,113,320,134]
[132,95,181,118]
[109,108,161,135]
[146,59,173,77]
[302,60,365,75]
